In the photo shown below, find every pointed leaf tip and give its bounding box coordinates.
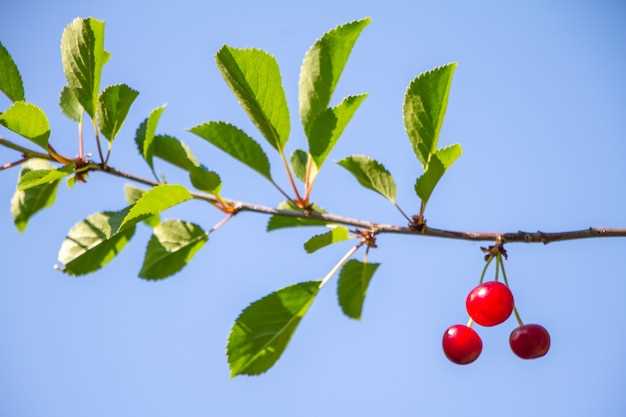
[216,46,290,151]
[0,41,25,102]
[337,259,380,320]
[337,155,397,203]
[227,281,320,376]
[403,62,457,167]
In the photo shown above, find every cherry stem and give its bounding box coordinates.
[498,254,524,326]
[495,255,501,282]
[479,255,494,284]
[466,317,474,327]
[319,243,363,288]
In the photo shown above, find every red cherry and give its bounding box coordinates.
[510,324,550,359]
[466,281,514,326]
[442,324,483,365]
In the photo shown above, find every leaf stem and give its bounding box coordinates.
[269,178,296,203]
[394,202,412,223]
[78,114,84,160]
[92,119,105,164]
[319,243,363,288]
[279,151,303,202]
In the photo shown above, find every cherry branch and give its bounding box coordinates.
[2,136,626,244]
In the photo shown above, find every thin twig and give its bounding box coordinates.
[2,136,626,245]
[0,157,28,171]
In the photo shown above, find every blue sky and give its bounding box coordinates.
[1,1,626,416]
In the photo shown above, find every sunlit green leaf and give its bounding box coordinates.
[299,18,370,134]
[0,41,25,102]
[152,134,199,171]
[189,165,222,194]
[135,105,166,171]
[337,259,380,320]
[97,83,138,142]
[11,159,60,231]
[119,184,192,231]
[17,165,74,191]
[290,149,309,182]
[307,93,367,169]
[304,226,351,253]
[403,63,457,166]
[60,17,107,117]
[267,201,328,231]
[227,281,320,377]
[337,155,396,203]
[59,86,83,122]
[216,46,290,151]
[0,101,50,149]
[415,143,462,204]
[124,184,160,227]
[139,220,208,280]
[58,210,136,276]
[189,121,272,181]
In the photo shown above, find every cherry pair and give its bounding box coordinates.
[442,252,550,365]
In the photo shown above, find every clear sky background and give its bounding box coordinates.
[1,1,626,416]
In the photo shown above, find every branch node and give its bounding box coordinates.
[480,240,508,261]
[409,214,427,232]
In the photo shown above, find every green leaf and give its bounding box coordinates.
[11,159,60,231]
[227,281,320,377]
[135,105,166,171]
[97,83,139,142]
[119,184,192,231]
[307,93,367,169]
[415,144,462,204]
[337,259,380,320]
[17,165,74,191]
[139,220,208,280]
[290,149,309,182]
[189,121,272,181]
[299,18,370,134]
[57,210,136,276]
[0,101,50,149]
[189,165,222,194]
[60,17,107,118]
[59,86,83,122]
[267,201,328,231]
[124,184,160,227]
[152,134,199,171]
[403,63,457,166]
[0,41,25,102]
[216,46,290,151]
[304,226,350,253]
[337,155,396,203]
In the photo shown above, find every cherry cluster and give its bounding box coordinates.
[442,249,550,365]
